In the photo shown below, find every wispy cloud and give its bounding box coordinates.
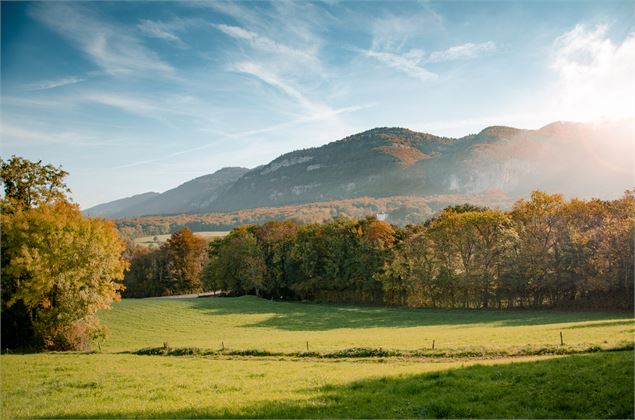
[370,11,444,52]
[364,7,494,81]
[1,121,99,146]
[233,62,329,114]
[222,103,374,139]
[427,41,497,63]
[363,49,437,81]
[550,24,635,120]
[363,41,496,81]
[214,23,316,64]
[29,3,174,76]
[24,76,87,91]
[83,93,163,118]
[200,0,327,49]
[116,102,372,170]
[137,19,187,48]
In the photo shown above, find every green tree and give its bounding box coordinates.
[202,228,267,296]
[251,221,300,298]
[122,246,166,298]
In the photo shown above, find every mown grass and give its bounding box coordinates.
[1,351,632,418]
[98,296,634,354]
[2,297,633,419]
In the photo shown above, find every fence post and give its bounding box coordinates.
[560,332,564,346]
[432,339,435,350]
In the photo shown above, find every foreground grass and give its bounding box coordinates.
[2,351,632,418]
[98,296,634,354]
[3,298,633,418]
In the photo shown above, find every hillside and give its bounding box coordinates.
[87,120,633,218]
[83,192,159,218]
[210,128,455,211]
[114,192,512,238]
[85,167,249,218]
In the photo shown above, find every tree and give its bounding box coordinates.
[1,155,70,210]
[251,221,301,298]
[378,230,439,307]
[511,191,565,307]
[162,228,207,295]
[1,157,127,350]
[202,229,267,296]
[428,211,480,308]
[122,246,166,298]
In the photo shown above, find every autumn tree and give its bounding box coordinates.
[196,191,632,310]
[1,157,127,350]
[510,191,565,307]
[378,229,439,307]
[0,155,70,210]
[162,228,207,295]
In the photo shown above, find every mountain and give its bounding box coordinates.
[83,192,159,218]
[209,128,455,211]
[209,120,632,211]
[87,120,633,218]
[84,167,249,218]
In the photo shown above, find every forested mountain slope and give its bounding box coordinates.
[86,120,633,217]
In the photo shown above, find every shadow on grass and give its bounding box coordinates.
[40,351,634,419]
[186,296,634,331]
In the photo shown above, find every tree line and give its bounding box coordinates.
[114,192,511,240]
[125,190,634,310]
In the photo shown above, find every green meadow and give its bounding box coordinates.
[99,296,633,354]
[2,296,634,419]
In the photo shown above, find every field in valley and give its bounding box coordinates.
[97,296,634,355]
[2,296,634,419]
[133,231,229,246]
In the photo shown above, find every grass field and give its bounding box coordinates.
[134,231,228,246]
[2,296,634,419]
[2,351,632,418]
[98,296,634,354]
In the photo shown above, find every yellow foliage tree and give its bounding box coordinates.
[1,157,127,350]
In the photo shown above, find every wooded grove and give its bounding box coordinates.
[125,190,634,310]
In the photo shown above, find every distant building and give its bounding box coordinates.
[376,213,388,221]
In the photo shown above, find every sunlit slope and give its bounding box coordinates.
[98,296,634,353]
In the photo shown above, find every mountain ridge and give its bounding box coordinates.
[84,120,633,219]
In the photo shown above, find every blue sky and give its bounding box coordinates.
[2,1,634,208]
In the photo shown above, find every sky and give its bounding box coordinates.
[2,1,634,209]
